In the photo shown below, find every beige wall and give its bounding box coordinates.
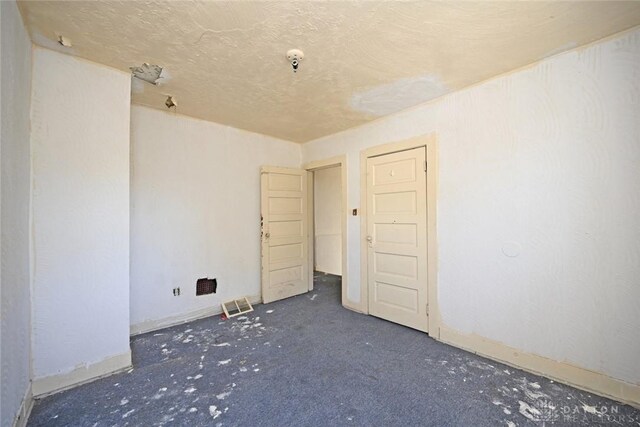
[313,166,342,275]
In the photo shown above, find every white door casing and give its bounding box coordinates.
[261,166,309,304]
[366,147,428,332]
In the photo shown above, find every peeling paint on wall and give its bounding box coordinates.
[130,63,164,85]
[30,30,77,55]
[156,68,171,87]
[350,75,448,117]
[57,35,72,47]
[165,95,177,109]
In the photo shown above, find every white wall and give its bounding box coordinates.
[30,48,131,385]
[130,106,301,333]
[0,1,32,425]
[313,166,342,275]
[302,29,640,386]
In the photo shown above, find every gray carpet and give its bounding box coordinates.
[28,273,640,426]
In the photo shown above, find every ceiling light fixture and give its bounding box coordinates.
[286,49,304,73]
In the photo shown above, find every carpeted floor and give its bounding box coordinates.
[28,273,640,426]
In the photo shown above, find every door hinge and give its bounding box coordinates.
[424,160,427,172]
[426,303,429,315]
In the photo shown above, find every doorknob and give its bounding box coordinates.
[366,235,373,242]
[265,232,271,239]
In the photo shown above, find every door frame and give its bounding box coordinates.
[359,135,440,338]
[303,156,350,310]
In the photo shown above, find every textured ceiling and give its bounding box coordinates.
[18,1,640,142]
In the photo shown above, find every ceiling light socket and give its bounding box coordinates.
[286,49,304,73]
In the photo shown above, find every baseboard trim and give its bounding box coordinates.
[32,350,132,398]
[130,295,262,336]
[439,325,640,408]
[11,382,33,427]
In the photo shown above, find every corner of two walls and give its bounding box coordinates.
[129,106,302,335]
[21,42,304,399]
[301,28,640,405]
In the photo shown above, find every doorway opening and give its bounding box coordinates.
[305,156,348,307]
[313,165,342,276]
[312,165,342,302]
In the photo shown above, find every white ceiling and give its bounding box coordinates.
[18,1,640,142]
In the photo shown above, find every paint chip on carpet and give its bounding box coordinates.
[209,405,222,419]
[216,391,232,400]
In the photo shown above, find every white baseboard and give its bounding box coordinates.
[11,382,33,427]
[130,295,262,336]
[439,325,640,408]
[32,350,132,398]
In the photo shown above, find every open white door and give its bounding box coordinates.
[261,166,309,304]
[366,147,428,332]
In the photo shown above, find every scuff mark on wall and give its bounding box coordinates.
[349,74,448,117]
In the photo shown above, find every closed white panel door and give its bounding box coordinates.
[261,167,309,304]
[367,147,428,332]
